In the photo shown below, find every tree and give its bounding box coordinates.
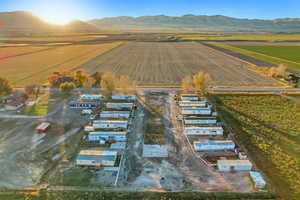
[59,82,75,94]
[90,72,103,88]
[192,72,212,96]
[276,64,288,78]
[25,84,41,99]
[268,67,277,77]
[73,69,88,88]
[117,75,136,94]
[0,77,12,96]
[101,73,117,94]
[181,75,194,91]
[83,77,95,88]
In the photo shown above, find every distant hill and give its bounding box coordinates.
[0,11,99,36]
[89,14,300,32]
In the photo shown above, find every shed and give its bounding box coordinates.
[76,150,117,167]
[93,120,128,129]
[184,126,223,136]
[100,111,130,119]
[106,102,133,109]
[180,94,199,101]
[80,94,102,101]
[181,107,212,115]
[184,117,217,125]
[194,140,235,151]
[249,171,266,188]
[36,122,51,134]
[217,160,253,171]
[178,100,207,107]
[88,131,127,142]
[112,94,136,101]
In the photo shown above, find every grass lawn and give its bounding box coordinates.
[20,94,58,115]
[211,94,300,200]
[209,42,300,71]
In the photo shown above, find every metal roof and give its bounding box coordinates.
[194,140,234,145]
[79,150,117,156]
[217,160,252,166]
[185,127,223,131]
[89,132,127,136]
[100,111,130,114]
[36,122,50,130]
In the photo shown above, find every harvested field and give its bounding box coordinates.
[0,46,52,60]
[0,42,123,86]
[82,42,280,87]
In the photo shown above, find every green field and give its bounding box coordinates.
[212,94,300,200]
[209,42,300,71]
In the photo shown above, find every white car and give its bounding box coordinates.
[81,109,93,115]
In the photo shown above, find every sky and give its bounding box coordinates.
[0,0,299,24]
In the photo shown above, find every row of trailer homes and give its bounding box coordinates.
[76,94,136,167]
[177,93,266,189]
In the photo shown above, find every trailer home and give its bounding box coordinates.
[106,102,133,110]
[184,117,217,125]
[217,160,253,171]
[180,94,199,101]
[76,150,117,167]
[36,122,51,134]
[181,107,212,115]
[178,100,207,107]
[69,102,100,109]
[100,111,130,119]
[249,171,266,188]
[112,95,136,101]
[88,132,127,142]
[80,94,103,101]
[93,120,128,129]
[194,140,235,151]
[184,126,223,136]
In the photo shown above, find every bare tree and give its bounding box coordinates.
[101,73,117,94]
[181,75,194,91]
[192,72,212,96]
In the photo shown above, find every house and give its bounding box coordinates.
[180,94,199,101]
[76,150,117,167]
[80,94,103,101]
[36,122,51,134]
[194,139,235,151]
[69,102,100,109]
[184,117,217,125]
[217,160,253,171]
[249,171,267,188]
[181,106,212,115]
[112,94,136,101]
[184,126,223,136]
[106,102,133,110]
[5,99,25,111]
[93,120,128,129]
[100,111,130,119]
[88,131,127,142]
[178,100,207,107]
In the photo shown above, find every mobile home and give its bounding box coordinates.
[184,126,223,136]
[194,140,235,151]
[93,120,128,129]
[249,171,266,188]
[36,122,51,134]
[106,102,133,110]
[88,131,127,142]
[217,160,253,171]
[80,94,103,101]
[180,94,199,101]
[181,107,212,115]
[184,117,217,125]
[69,102,100,109]
[76,150,117,167]
[178,100,207,107]
[100,111,130,119]
[112,95,136,101]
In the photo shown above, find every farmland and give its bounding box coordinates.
[0,42,123,86]
[212,94,300,200]
[82,42,280,87]
[209,42,300,71]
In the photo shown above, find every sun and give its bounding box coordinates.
[37,12,73,25]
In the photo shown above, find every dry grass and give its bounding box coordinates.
[0,42,123,86]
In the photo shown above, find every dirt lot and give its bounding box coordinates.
[82,42,280,87]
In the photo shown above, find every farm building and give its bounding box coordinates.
[178,100,207,107]
[184,126,223,136]
[184,117,217,125]
[93,120,128,129]
[217,160,253,171]
[69,102,100,109]
[106,102,133,110]
[88,132,127,142]
[112,94,136,101]
[180,94,199,101]
[100,111,130,119]
[194,140,235,151]
[76,150,117,167]
[36,122,51,134]
[181,107,212,115]
[80,94,103,101]
[249,171,266,189]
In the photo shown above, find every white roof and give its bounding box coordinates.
[217,160,252,166]
[36,122,50,130]
[79,150,117,156]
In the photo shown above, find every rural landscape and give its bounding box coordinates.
[0,1,300,200]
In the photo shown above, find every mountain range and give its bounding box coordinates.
[1,11,300,36]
